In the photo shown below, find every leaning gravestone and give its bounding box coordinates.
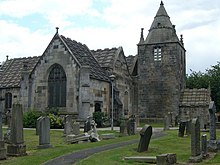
[189,118,202,163]
[137,125,152,152]
[208,101,218,152]
[38,116,52,149]
[0,99,6,160]
[7,104,26,156]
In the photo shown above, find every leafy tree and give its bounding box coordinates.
[186,62,220,112]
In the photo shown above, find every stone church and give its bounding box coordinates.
[0,1,187,122]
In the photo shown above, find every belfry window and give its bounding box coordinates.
[48,64,66,107]
[154,47,162,61]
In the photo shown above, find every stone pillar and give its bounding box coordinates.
[208,101,218,152]
[7,104,27,156]
[189,118,202,163]
[38,116,52,149]
[201,134,208,158]
[79,65,91,119]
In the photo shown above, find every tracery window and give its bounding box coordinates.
[48,64,66,107]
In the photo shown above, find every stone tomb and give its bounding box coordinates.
[137,125,152,152]
[7,104,26,156]
[189,118,202,163]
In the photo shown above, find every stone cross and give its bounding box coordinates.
[7,103,26,156]
[137,125,152,152]
[38,116,52,149]
[189,118,202,163]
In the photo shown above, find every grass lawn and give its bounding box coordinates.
[1,128,220,164]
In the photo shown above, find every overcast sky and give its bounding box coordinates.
[0,0,219,73]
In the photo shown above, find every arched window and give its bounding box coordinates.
[5,92,12,109]
[48,64,66,107]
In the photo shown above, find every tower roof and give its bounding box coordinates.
[145,1,179,44]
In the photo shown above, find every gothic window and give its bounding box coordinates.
[154,47,162,61]
[5,92,12,109]
[48,64,67,107]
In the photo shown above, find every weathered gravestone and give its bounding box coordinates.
[164,115,170,131]
[38,116,52,149]
[189,118,202,163]
[84,116,92,132]
[156,153,177,165]
[36,116,43,135]
[127,117,136,135]
[208,101,218,152]
[178,121,186,137]
[88,120,100,142]
[137,125,152,152]
[185,120,191,135]
[7,104,26,156]
[120,118,128,136]
[72,121,80,135]
[0,98,6,159]
[201,134,208,158]
[64,115,73,136]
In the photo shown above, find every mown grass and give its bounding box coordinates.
[78,130,220,165]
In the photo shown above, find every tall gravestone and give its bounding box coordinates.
[7,104,26,156]
[164,115,170,131]
[120,118,128,136]
[201,134,208,158]
[0,98,6,159]
[137,125,152,152]
[72,121,80,135]
[208,101,218,152]
[127,117,136,135]
[38,116,52,149]
[36,116,43,135]
[189,118,202,163]
[178,121,186,137]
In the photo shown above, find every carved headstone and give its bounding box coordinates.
[36,116,43,135]
[7,104,26,156]
[189,118,202,163]
[38,116,52,149]
[208,101,218,152]
[120,118,128,136]
[137,125,152,152]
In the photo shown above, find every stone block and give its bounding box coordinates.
[156,153,176,165]
[124,156,156,163]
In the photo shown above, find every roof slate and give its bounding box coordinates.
[179,88,211,106]
[91,48,118,69]
[0,56,40,88]
[60,35,109,82]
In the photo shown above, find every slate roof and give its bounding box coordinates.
[179,88,211,106]
[60,35,109,82]
[91,48,118,69]
[0,56,40,88]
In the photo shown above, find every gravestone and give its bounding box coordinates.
[201,134,208,158]
[36,116,43,135]
[7,104,26,156]
[164,115,170,131]
[120,118,128,136]
[0,99,6,160]
[88,120,100,142]
[189,118,202,163]
[72,121,80,135]
[84,116,92,132]
[178,121,186,137]
[64,115,73,135]
[137,125,152,152]
[156,153,177,165]
[186,120,191,135]
[38,116,52,149]
[127,117,136,135]
[208,101,218,152]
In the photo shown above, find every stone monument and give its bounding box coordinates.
[0,98,6,159]
[64,115,73,136]
[7,104,27,156]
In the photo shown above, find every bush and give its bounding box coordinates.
[93,112,105,127]
[23,111,42,128]
[48,113,64,129]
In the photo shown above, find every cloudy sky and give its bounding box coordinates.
[0,0,219,73]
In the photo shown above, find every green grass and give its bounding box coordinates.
[78,130,220,165]
[1,129,220,165]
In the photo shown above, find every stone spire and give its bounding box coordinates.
[139,28,144,44]
[145,1,179,44]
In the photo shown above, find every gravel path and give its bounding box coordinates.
[43,128,165,165]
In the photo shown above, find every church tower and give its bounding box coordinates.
[137,1,186,118]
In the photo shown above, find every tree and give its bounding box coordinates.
[186,62,220,112]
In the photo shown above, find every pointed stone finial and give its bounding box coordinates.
[6,55,8,61]
[180,34,184,45]
[56,27,59,34]
[139,28,144,44]
[160,1,164,5]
